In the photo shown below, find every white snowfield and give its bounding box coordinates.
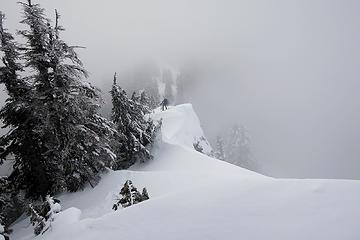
[12,104,360,240]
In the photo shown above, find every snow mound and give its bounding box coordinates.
[152,104,212,154]
[11,104,360,240]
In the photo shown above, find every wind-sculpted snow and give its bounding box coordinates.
[11,104,360,240]
[151,104,213,154]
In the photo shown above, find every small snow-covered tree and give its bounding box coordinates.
[213,124,254,170]
[193,141,204,153]
[111,73,160,169]
[226,125,251,169]
[193,136,212,155]
[214,136,226,160]
[141,187,149,201]
[28,195,61,235]
[112,180,149,210]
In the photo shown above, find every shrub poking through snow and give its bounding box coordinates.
[141,187,150,201]
[193,141,204,153]
[112,180,149,210]
[28,196,61,235]
[193,136,212,155]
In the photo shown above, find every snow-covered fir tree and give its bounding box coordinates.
[214,136,226,160]
[213,124,253,170]
[131,90,152,113]
[226,125,251,169]
[141,187,149,200]
[131,91,141,102]
[0,9,46,199]
[193,140,204,153]
[24,3,116,193]
[0,177,25,238]
[112,180,149,210]
[1,1,65,198]
[111,73,160,169]
[139,90,154,111]
[28,196,61,235]
[0,1,116,199]
[0,176,24,236]
[0,12,28,98]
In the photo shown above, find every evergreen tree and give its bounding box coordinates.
[0,12,35,231]
[142,75,160,110]
[139,90,153,111]
[0,9,47,198]
[112,180,149,210]
[131,91,140,102]
[226,125,251,169]
[213,125,254,170]
[193,140,204,153]
[111,73,160,169]
[141,187,149,201]
[0,1,116,199]
[6,0,64,198]
[28,204,46,236]
[0,12,28,98]
[131,90,152,113]
[214,136,226,160]
[0,176,24,234]
[150,96,159,110]
[38,9,116,192]
[28,195,61,235]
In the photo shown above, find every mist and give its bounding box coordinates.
[2,0,360,179]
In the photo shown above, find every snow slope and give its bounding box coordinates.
[11,104,360,240]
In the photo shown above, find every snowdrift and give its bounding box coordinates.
[12,104,360,240]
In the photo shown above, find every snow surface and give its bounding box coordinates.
[0,158,14,177]
[11,104,360,240]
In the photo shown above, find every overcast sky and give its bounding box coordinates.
[2,0,360,179]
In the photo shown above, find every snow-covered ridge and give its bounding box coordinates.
[12,104,360,240]
[152,104,212,153]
